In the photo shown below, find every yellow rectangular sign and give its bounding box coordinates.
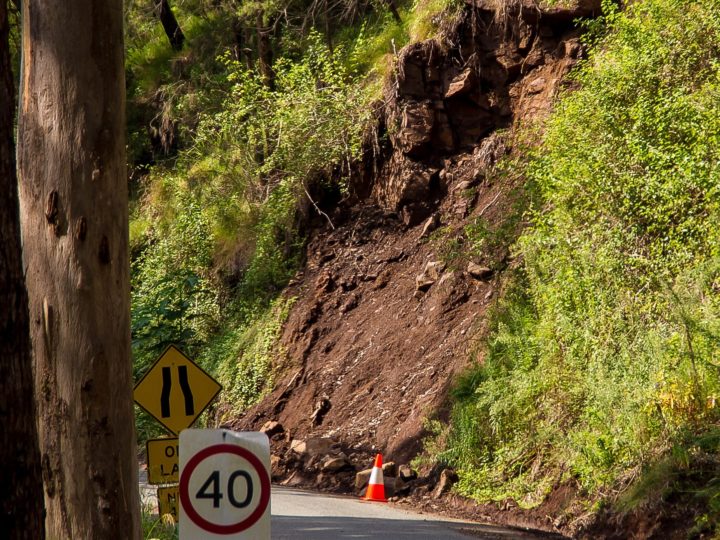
[157,485,179,523]
[147,437,179,485]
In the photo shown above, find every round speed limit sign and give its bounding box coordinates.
[179,430,271,539]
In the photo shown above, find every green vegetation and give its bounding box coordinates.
[444,0,720,527]
[126,0,459,443]
[141,505,178,540]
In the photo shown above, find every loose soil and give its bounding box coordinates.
[229,2,699,538]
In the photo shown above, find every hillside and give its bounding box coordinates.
[235,0,589,505]
[128,0,720,537]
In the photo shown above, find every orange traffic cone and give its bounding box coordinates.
[363,453,388,502]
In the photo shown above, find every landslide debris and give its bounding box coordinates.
[233,0,597,527]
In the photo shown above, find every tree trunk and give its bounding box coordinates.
[17,1,141,538]
[154,0,185,51]
[232,17,255,70]
[384,0,402,23]
[256,10,274,89]
[0,2,45,538]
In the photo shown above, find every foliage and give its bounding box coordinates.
[202,296,296,420]
[444,0,720,521]
[141,504,178,540]
[128,0,462,442]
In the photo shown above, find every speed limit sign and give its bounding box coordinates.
[179,429,271,539]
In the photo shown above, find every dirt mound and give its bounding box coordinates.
[231,0,590,527]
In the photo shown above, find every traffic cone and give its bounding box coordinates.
[363,453,388,502]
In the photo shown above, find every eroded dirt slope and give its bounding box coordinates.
[233,0,597,502]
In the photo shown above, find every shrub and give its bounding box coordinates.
[445,0,720,513]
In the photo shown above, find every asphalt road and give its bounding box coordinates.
[270,487,546,540]
[139,470,552,539]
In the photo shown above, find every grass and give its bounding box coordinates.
[141,505,178,540]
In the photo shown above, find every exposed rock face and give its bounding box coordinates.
[370,2,588,225]
[467,0,602,22]
[235,0,596,499]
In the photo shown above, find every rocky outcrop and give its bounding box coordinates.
[467,0,602,22]
[235,0,598,507]
[370,1,588,225]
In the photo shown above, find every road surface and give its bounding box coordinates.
[139,471,553,539]
[270,487,548,539]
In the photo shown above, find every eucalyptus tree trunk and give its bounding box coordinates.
[257,10,275,89]
[155,0,185,50]
[0,2,45,537]
[17,1,141,538]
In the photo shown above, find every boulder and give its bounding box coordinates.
[425,261,446,281]
[321,454,351,472]
[305,437,335,456]
[315,270,334,294]
[384,477,397,497]
[416,261,447,291]
[339,294,359,314]
[433,468,459,499]
[260,421,284,437]
[394,476,413,496]
[355,468,373,490]
[310,398,332,427]
[382,461,397,477]
[526,77,546,95]
[398,464,418,482]
[290,439,307,455]
[270,454,284,479]
[416,274,436,292]
[418,213,440,240]
[467,262,493,280]
[445,69,477,99]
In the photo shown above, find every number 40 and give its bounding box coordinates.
[196,470,253,509]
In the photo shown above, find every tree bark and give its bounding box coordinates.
[17,1,141,538]
[0,2,45,538]
[385,0,402,23]
[232,17,255,70]
[154,0,185,51]
[256,10,274,89]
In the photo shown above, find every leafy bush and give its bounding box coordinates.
[202,296,296,420]
[131,28,376,440]
[445,0,720,515]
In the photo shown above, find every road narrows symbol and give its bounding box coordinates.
[178,365,195,415]
[160,365,196,418]
[161,367,172,418]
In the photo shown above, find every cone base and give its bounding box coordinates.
[363,483,387,502]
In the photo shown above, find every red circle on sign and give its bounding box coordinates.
[179,444,271,534]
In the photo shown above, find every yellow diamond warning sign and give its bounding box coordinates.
[134,345,221,435]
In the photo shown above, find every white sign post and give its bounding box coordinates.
[179,429,271,539]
